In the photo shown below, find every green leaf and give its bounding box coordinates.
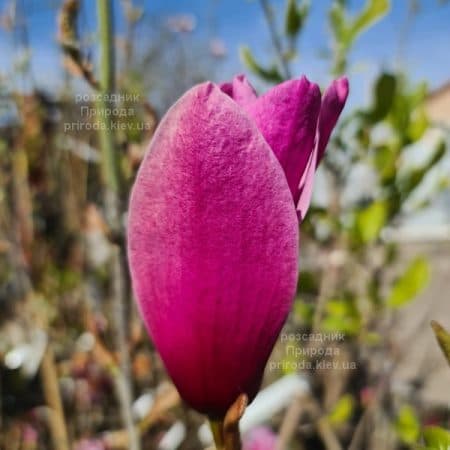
[280,345,303,375]
[409,81,429,109]
[294,300,314,325]
[322,299,362,336]
[354,200,388,243]
[239,46,284,83]
[329,2,346,42]
[407,107,429,141]
[423,426,450,449]
[430,321,450,367]
[398,139,446,199]
[328,394,355,426]
[285,0,301,36]
[365,73,397,123]
[386,257,430,308]
[297,270,319,295]
[330,0,390,73]
[285,0,309,36]
[362,331,382,346]
[373,144,398,184]
[394,405,420,445]
[283,49,298,61]
[389,78,428,142]
[350,0,390,43]
[330,0,390,49]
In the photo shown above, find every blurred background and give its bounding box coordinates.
[0,0,449,449]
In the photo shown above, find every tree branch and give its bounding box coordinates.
[96,2,139,449]
[40,345,70,450]
[259,0,291,80]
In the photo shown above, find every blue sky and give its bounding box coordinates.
[0,0,450,108]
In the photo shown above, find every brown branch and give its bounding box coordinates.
[316,417,343,450]
[276,395,305,450]
[101,383,180,449]
[58,0,99,90]
[11,143,33,264]
[40,344,70,450]
[307,397,343,450]
[347,408,370,450]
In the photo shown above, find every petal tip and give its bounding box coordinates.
[281,75,321,101]
[300,74,319,87]
[220,74,257,105]
[194,81,216,98]
[184,81,227,109]
[299,74,310,85]
[334,76,349,102]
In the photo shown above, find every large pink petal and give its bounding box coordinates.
[127,82,299,418]
[241,76,321,205]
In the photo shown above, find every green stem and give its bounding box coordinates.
[210,420,225,450]
[96,3,140,450]
[97,0,114,93]
[97,0,121,221]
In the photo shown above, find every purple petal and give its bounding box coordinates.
[241,76,321,205]
[295,77,349,219]
[127,82,299,418]
[243,427,278,450]
[317,76,349,163]
[296,145,318,221]
[219,74,258,107]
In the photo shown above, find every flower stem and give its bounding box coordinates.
[210,419,225,450]
[209,394,248,450]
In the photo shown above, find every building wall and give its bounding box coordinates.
[426,83,450,126]
[392,240,450,406]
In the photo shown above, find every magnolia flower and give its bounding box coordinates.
[128,75,348,419]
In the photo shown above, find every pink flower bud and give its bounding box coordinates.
[128,76,348,418]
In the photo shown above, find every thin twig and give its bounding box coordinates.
[58,0,99,90]
[96,1,139,449]
[40,344,70,450]
[276,395,305,450]
[97,0,122,204]
[312,167,343,333]
[110,245,139,449]
[347,408,370,450]
[307,397,343,450]
[259,0,291,80]
[316,417,342,450]
[101,383,180,449]
[312,248,340,333]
